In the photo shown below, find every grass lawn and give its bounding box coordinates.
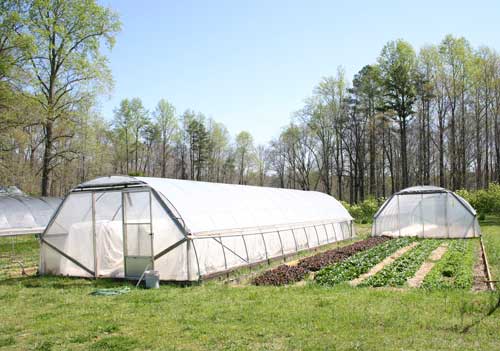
[0,221,499,351]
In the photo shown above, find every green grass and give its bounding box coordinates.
[0,235,39,280]
[481,215,500,284]
[0,220,499,350]
[421,239,475,290]
[360,239,443,288]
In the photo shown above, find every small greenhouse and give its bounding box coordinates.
[40,176,354,281]
[0,186,61,237]
[372,186,480,238]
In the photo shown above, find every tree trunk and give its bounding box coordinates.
[41,121,53,196]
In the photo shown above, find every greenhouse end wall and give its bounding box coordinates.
[372,191,480,239]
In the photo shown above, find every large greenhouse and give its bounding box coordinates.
[0,186,61,237]
[372,186,480,238]
[40,176,354,281]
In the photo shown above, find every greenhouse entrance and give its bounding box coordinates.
[122,190,154,279]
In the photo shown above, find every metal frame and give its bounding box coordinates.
[122,189,155,279]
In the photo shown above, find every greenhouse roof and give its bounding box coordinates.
[73,176,353,235]
[0,191,61,236]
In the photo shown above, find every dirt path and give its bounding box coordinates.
[473,241,489,292]
[350,242,418,286]
[407,243,448,288]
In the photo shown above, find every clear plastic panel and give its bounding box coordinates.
[219,236,248,267]
[44,193,94,272]
[154,241,188,280]
[279,229,297,254]
[242,234,267,262]
[263,232,283,257]
[191,238,225,274]
[294,227,309,250]
[126,224,152,257]
[123,191,150,224]
[447,195,475,238]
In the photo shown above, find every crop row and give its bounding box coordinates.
[315,237,415,287]
[421,239,475,290]
[252,236,391,286]
[360,239,442,288]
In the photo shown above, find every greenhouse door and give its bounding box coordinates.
[122,190,154,279]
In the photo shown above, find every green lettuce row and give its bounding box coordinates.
[360,239,443,288]
[421,239,475,290]
[315,237,415,287]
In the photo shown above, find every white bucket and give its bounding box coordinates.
[144,270,160,289]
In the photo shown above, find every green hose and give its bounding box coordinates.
[90,287,131,296]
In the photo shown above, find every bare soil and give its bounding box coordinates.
[473,242,489,292]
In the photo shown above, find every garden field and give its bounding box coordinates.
[0,219,500,350]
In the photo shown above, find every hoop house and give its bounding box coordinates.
[372,186,480,238]
[40,176,354,281]
[0,186,61,237]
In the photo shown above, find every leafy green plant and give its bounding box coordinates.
[315,237,415,287]
[456,183,500,217]
[342,197,385,223]
[360,239,442,287]
[421,239,475,290]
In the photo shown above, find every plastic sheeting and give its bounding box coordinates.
[0,191,61,236]
[41,176,354,281]
[372,186,480,238]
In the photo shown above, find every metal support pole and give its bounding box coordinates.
[290,228,298,252]
[313,225,321,246]
[186,238,191,280]
[220,236,227,270]
[332,223,344,242]
[397,195,401,237]
[420,193,425,238]
[261,233,269,263]
[149,191,154,270]
[304,227,311,249]
[445,193,449,238]
[277,231,285,260]
[242,235,250,263]
[331,223,338,242]
[92,192,97,278]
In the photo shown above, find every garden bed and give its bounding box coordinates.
[253,236,390,286]
[315,237,415,287]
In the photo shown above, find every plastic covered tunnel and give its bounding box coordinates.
[0,186,61,236]
[372,186,480,238]
[40,176,354,281]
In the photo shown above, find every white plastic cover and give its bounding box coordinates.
[0,193,61,236]
[136,177,352,234]
[41,176,354,281]
[373,186,480,238]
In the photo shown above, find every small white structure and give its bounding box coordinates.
[0,186,61,237]
[372,186,480,238]
[40,176,354,281]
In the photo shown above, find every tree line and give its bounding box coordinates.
[1,1,499,203]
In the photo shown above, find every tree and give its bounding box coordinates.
[378,39,418,189]
[154,99,177,177]
[351,65,382,196]
[13,0,120,195]
[235,131,254,184]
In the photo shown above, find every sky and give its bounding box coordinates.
[99,0,500,144]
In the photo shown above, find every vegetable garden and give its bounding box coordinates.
[253,235,489,291]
